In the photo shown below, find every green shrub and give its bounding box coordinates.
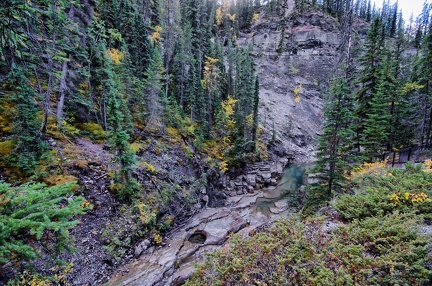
[186,213,432,286]
[0,181,92,265]
[335,164,432,221]
[78,122,106,141]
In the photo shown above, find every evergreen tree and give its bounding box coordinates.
[143,48,166,132]
[361,74,391,161]
[415,24,432,146]
[104,57,138,201]
[307,78,354,205]
[0,181,90,264]
[354,17,385,153]
[8,65,47,175]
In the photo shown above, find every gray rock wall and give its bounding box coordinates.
[236,9,366,162]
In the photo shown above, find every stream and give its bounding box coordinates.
[252,164,306,217]
[108,164,307,286]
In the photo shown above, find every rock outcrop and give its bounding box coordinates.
[222,158,290,197]
[237,6,368,162]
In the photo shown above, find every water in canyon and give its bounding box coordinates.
[108,164,308,286]
[252,164,307,217]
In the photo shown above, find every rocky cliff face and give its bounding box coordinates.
[237,6,368,162]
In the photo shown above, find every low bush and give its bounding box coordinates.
[335,162,432,221]
[186,213,431,286]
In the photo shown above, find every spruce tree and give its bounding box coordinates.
[0,181,90,264]
[416,24,432,146]
[8,65,47,175]
[354,17,385,153]
[361,75,391,161]
[307,78,354,205]
[104,57,138,201]
[143,48,166,132]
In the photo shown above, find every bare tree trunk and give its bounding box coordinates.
[41,57,54,135]
[419,94,428,147]
[417,93,428,161]
[56,59,68,127]
[55,4,75,128]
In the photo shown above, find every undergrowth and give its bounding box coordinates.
[186,161,432,286]
[186,214,431,286]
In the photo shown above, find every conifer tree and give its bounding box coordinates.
[104,56,138,201]
[0,181,90,264]
[307,78,354,204]
[361,75,391,161]
[415,24,432,146]
[143,48,166,132]
[354,17,385,153]
[8,65,47,175]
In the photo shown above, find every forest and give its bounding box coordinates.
[0,0,431,284]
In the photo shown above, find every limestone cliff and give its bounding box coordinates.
[237,5,368,162]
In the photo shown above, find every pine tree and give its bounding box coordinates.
[354,17,385,153]
[143,48,166,132]
[7,65,47,175]
[104,56,138,201]
[251,77,260,152]
[415,24,432,146]
[307,78,354,206]
[361,74,391,161]
[0,181,90,264]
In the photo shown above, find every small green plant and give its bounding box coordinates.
[0,181,91,265]
[289,64,299,75]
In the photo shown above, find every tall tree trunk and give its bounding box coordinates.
[56,59,68,127]
[417,93,428,161]
[426,105,432,146]
[41,57,54,135]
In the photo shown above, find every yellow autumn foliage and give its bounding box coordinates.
[154,233,163,244]
[151,25,162,43]
[107,48,125,64]
[389,191,430,207]
[293,84,302,104]
[350,159,389,180]
[202,56,219,90]
[130,142,144,153]
[215,7,223,26]
[402,82,424,95]
[140,161,156,174]
[221,96,238,131]
[252,13,259,24]
[422,159,432,173]
[138,201,157,224]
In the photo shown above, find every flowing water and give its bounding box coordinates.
[252,164,308,217]
[108,164,308,285]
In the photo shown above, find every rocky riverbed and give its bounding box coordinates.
[108,164,308,285]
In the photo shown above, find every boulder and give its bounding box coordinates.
[202,195,209,203]
[262,172,271,185]
[269,200,289,214]
[134,239,151,258]
[247,186,255,193]
[246,173,256,186]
